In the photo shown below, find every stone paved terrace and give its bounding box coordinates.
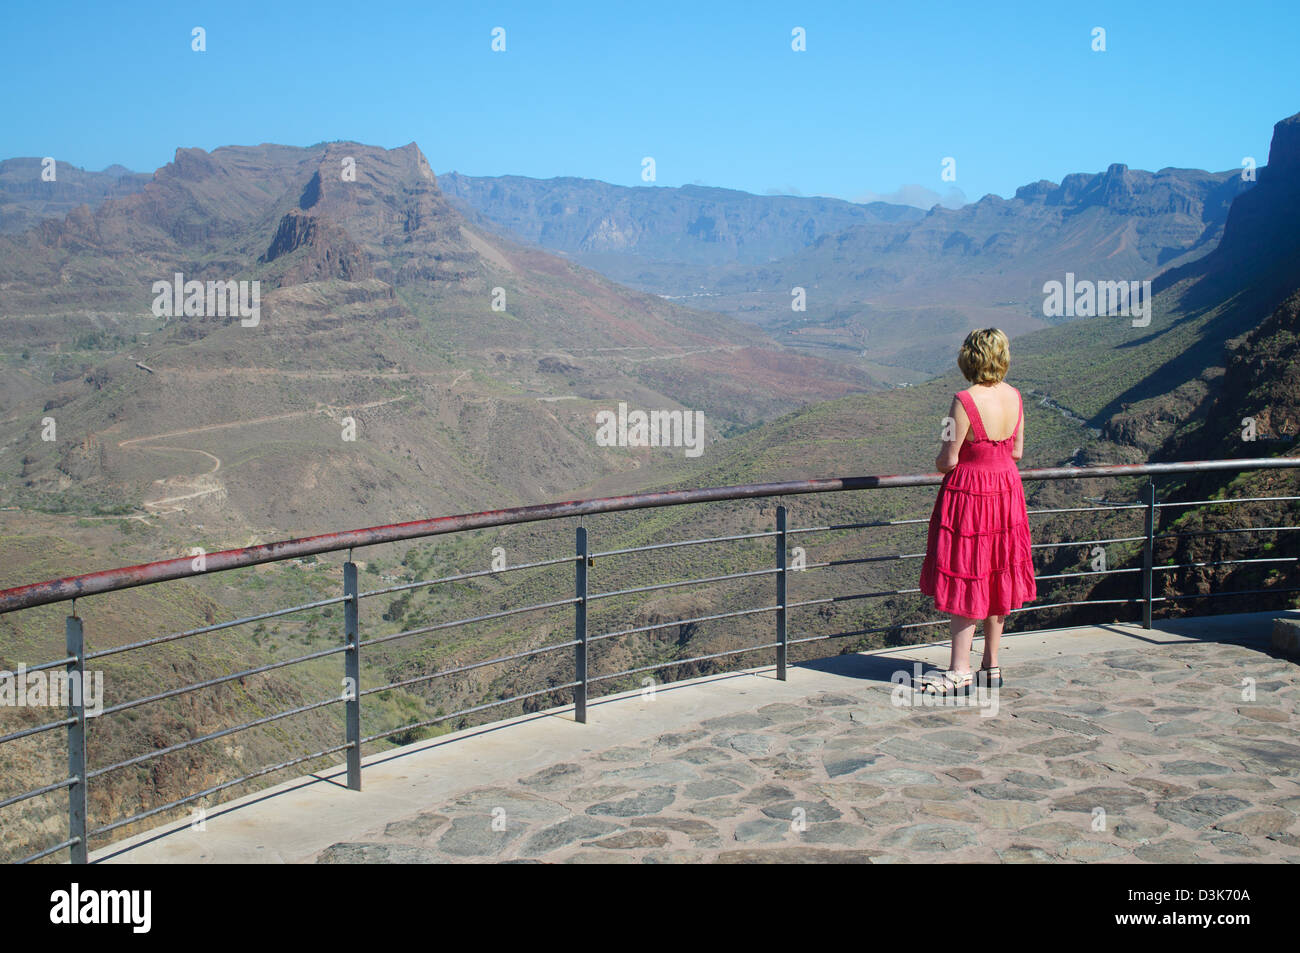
[94,611,1300,864]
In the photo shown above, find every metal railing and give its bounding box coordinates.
[1,457,1297,863]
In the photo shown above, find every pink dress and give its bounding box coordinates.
[919,388,1037,618]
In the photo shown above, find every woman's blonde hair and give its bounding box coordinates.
[957,328,1010,384]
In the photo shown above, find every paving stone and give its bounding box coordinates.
[787,737,826,755]
[1019,820,1083,844]
[881,823,979,851]
[1046,759,1113,781]
[944,767,984,782]
[1212,809,1295,836]
[1135,839,1203,863]
[979,801,1047,828]
[1149,706,1203,717]
[757,702,811,722]
[585,829,671,850]
[1236,706,1290,723]
[1085,752,1149,775]
[983,753,1043,770]
[604,761,699,784]
[685,798,742,819]
[862,768,940,786]
[1126,777,1193,799]
[922,729,1002,753]
[1120,738,1169,756]
[1018,737,1100,757]
[877,736,974,766]
[316,842,443,863]
[734,819,789,843]
[654,728,710,747]
[382,811,448,840]
[1112,818,1170,842]
[641,850,708,864]
[568,784,635,802]
[901,784,962,801]
[1162,760,1234,776]
[595,747,645,762]
[520,816,622,855]
[682,778,743,800]
[851,801,915,826]
[739,782,797,805]
[704,762,760,785]
[714,847,877,863]
[807,693,858,707]
[673,746,733,765]
[761,800,843,823]
[563,851,639,864]
[1018,710,1108,735]
[1052,787,1148,811]
[998,845,1056,863]
[519,763,584,791]
[823,754,881,778]
[749,754,815,780]
[809,781,886,802]
[1152,719,1204,737]
[629,816,722,847]
[1198,775,1277,794]
[1105,657,1173,673]
[1004,771,1065,791]
[972,782,1047,802]
[1218,844,1266,858]
[799,821,872,846]
[1202,831,1248,846]
[437,816,526,857]
[1096,710,1154,733]
[1061,840,1128,861]
[446,788,570,823]
[921,800,981,824]
[1154,794,1252,829]
[587,785,677,818]
[716,732,772,756]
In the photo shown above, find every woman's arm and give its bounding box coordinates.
[1012,404,1025,462]
[936,396,968,473]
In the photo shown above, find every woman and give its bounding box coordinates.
[917,328,1037,695]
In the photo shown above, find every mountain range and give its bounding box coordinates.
[440,164,1254,379]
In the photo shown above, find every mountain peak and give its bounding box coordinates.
[1265,111,1300,175]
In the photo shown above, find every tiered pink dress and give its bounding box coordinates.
[919,387,1037,618]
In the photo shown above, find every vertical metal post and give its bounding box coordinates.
[574,527,588,724]
[1141,481,1156,629]
[343,561,362,791]
[66,614,88,864]
[776,505,788,681]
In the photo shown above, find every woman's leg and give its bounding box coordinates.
[982,614,1004,668]
[948,615,977,673]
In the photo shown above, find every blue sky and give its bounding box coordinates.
[2,0,1296,206]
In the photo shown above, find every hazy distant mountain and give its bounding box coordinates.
[444,164,1254,381]
[438,173,923,266]
[0,159,151,234]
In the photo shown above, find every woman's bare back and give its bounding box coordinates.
[964,382,1022,441]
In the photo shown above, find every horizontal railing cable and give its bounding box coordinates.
[356,597,580,649]
[358,555,578,599]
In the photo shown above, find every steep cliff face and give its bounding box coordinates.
[1071,111,1300,462]
[259,209,373,286]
